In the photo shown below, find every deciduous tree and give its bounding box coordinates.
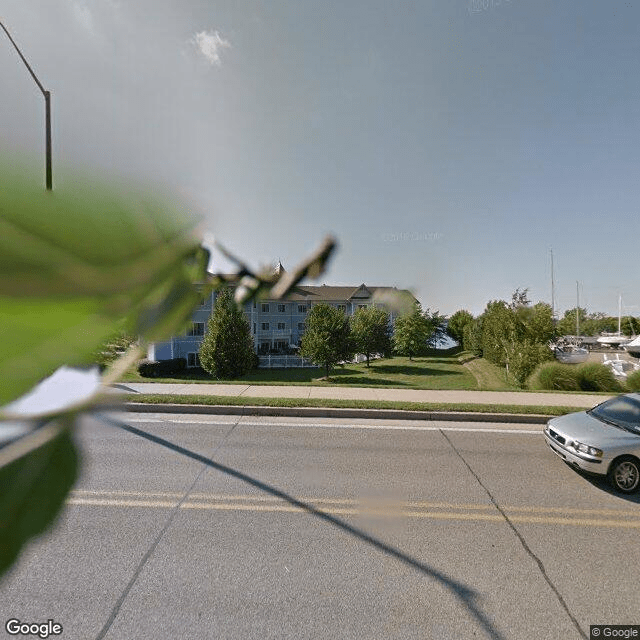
[300,303,353,377]
[393,302,430,360]
[350,306,392,367]
[447,310,474,346]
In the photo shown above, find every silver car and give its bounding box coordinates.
[544,393,640,494]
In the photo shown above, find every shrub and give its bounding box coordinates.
[577,363,623,392]
[625,369,640,392]
[137,358,186,378]
[529,362,581,391]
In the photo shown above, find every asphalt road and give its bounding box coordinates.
[2,412,640,640]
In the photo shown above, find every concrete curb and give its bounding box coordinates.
[124,402,550,424]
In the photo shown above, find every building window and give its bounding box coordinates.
[277,322,286,330]
[337,304,346,312]
[253,323,256,334]
[187,322,205,336]
[261,322,269,331]
[278,303,286,313]
[298,304,307,313]
[199,295,208,307]
[261,303,270,313]
[298,322,305,331]
[187,353,201,368]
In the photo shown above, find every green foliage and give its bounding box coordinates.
[0,166,208,406]
[463,317,483,355]
[529,362,581,391]
[447,310,474,345]
[300,303,353,377]
[0,423,79,577]
[507,341,554,388]
[199,288,255,379]
[0,166,211,578]
[625,370,640,392]
[555,308,640,337]
[349,306,392,367]
[92,329,137,369]
[424,309,448,348]
[577,363,623,393]
[480,300,513,366]
[478,293,555,387]
[556,307,589,336]
[530,361,623,392]
[393,302,431,360]
[621,316,640,336]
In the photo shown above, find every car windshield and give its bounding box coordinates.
[589,396,640,435]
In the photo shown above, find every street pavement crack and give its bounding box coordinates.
[97,413,507,640]
[93,413,243,640]
[439,429,588,640]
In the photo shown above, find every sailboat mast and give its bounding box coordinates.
[550,249,555,321]
[619,294,622,335]
[576,281,580,336]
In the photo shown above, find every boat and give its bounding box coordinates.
[554,281,588,364]
[624,336,640,359]
[602,353,640,379]
[597,333,631,348]
[597,294,631,348]
[554,344,589,364]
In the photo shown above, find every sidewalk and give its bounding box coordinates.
[116,382,611,409]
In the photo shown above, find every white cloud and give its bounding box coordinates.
[192,30,231,66]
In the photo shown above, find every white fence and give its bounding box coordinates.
[258,356,316,368]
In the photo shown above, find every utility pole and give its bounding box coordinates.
[0,20,52,190]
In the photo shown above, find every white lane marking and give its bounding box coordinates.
[117,415,541,434]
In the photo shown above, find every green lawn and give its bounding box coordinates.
[125,393,581,417]
[463,357,517,391]
[123,352,486,390]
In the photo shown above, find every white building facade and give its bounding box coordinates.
[147,279,416,367]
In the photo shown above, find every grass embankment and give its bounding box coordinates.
[462,356,516,391]
[125,393,582,417]
[123,349,511,391]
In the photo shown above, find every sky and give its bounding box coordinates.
[2,0,639,318]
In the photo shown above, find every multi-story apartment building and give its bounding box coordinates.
[148,270,417,367]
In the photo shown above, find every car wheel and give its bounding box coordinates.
[607,456,640,494]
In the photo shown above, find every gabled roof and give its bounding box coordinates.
[201,270,418,306]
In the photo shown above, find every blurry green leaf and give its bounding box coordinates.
[0,164,208,404]
[0,420,79,576]
[0,160,338,582]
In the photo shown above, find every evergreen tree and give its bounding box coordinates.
[350,306,392,367]
[300,303,353,377]
[199,288,255,379]
[424,308,448,348]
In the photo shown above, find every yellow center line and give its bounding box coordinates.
[69,490,640,517]
[65,491,640,529]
